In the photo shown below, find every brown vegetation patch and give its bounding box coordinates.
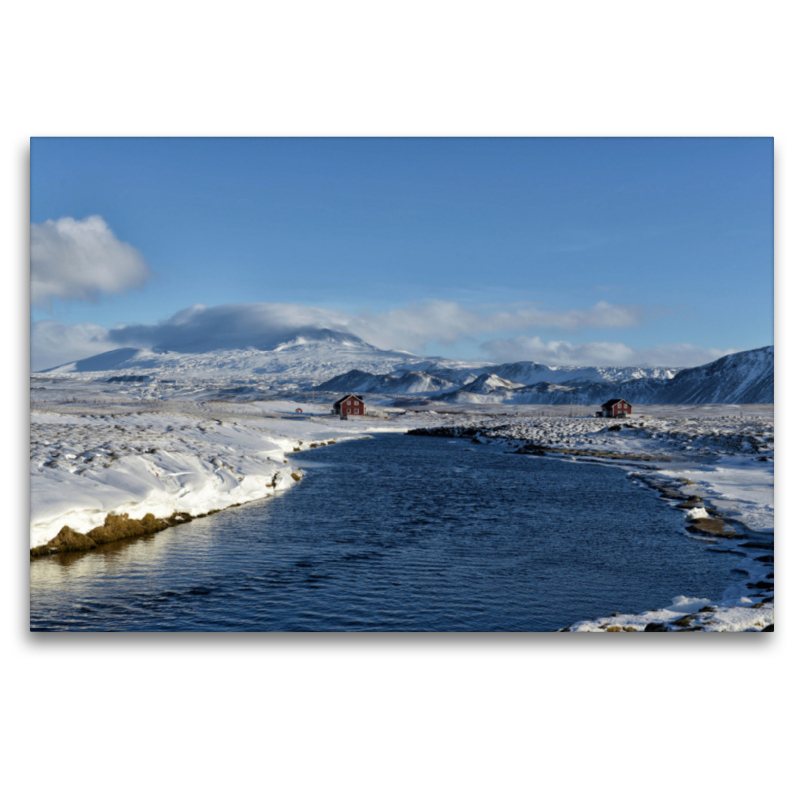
[87,512,171,546]
[677,496,704,509]
[686,517,739,538]
[30,526,97,558]
[32,511,187,560]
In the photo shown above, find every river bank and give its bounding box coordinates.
[30,392,415,553]
[408,409,774,631]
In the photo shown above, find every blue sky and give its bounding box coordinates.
[30,137,773,369]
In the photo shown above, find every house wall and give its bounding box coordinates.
[338,397,364,415]
[602,401,631,417]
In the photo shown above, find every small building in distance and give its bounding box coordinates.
[597,398,632,418]
[333,394,366,418]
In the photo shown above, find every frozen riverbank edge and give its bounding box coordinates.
[30,396,407,557]
[408,407,774,632]
[31,383,773,631]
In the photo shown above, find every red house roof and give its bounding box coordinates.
[333,394,364,405]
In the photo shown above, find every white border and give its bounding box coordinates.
[6,3,793,797]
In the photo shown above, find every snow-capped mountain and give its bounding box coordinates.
[317,346,774,406]
[42,328,494,394]
[40,330,450,388]
[458,374,527,394]
[649,345,774,404]
[316,369,457,395]
[483,362,680,385]
[37,323,773,406]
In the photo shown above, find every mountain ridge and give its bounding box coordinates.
[36,333,774,406]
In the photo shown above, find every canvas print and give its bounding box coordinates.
[29,137,774,632]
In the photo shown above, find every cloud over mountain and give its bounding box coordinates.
[31,216,151,308]
[347,299,643,353]
[479,335,736,368]
[105,303,353,352]
[31,300,720,371]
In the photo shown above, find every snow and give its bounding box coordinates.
[30,363,774,633]
[29,385,415,548]
[566,593,774,633]
[40,337,488,392]
[660,458,774,533]
[39,338,772,406]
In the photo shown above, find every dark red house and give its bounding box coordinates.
[333,394,365,417]
[599,398,632,418]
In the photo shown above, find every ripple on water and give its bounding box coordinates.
[31,434,745,631]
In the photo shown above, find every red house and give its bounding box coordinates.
[333,394,365,417]
[599,398,632,418]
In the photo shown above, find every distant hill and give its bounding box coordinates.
[37,326,773,406]
[318,346,775,406]
[38,330,483,389]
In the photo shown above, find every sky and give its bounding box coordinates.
[30,137,774,370]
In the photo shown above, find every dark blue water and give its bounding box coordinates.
[30,434,743,631]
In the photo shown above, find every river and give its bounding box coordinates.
[30,433,744,631]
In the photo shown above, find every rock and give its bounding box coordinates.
[686,517,739,537]
[644,622,669,632]
[762,624,774,632]
[677,496,705,509]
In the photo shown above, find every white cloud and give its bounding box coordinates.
[30,300,726,371]
[31,215,151,308]
[347,299,643,353]
[479,335,737,368]
[30,319,115,372]
[105,303,352,352]
[33,299,643,367]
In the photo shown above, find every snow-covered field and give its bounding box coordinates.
[30,375,774,631]
[30,377,414,548]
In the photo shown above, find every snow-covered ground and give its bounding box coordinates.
[30,377,416,548]
[30,375,774,631]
